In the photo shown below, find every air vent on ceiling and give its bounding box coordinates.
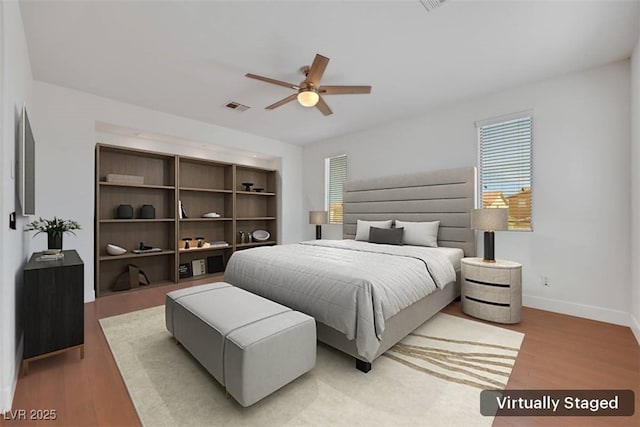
[419,0,448,12]
[224,101,250,112]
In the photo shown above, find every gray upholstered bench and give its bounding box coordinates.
[165,282,316,407]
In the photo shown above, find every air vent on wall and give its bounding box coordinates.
[224,101,250,112]
[419,0,448,12]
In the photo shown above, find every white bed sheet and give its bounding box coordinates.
[429,246,464,271]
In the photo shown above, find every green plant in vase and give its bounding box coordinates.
[25,217,81,251]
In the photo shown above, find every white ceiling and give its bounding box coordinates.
[20,0,640,146]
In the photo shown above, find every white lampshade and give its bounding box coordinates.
[309,211,328,225]
[297,90,319,107]
[471,208,508,231]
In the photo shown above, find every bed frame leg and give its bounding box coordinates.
[356,359,371,373]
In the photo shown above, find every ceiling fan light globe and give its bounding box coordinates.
[297,90,319,107]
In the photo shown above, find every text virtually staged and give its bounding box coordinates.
[480,389,635,417]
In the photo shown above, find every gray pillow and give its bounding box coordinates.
[355,219,393,241]
[369,227,404,245]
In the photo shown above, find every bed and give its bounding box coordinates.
[225,167,476,372]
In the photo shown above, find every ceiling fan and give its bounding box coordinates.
[245,54,372,116]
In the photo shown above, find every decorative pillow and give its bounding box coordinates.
[355,219,393,241]
[369,227,404,245]
[394,220,440,247]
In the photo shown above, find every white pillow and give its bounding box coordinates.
[395,220,440,247]
[355,219,393,241]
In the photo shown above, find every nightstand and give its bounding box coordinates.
[461,257,522,324]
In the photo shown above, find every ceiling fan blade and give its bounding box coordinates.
[304,54,330,86]
[265,93,298,110]
[315,96,333,116]
[245,73,299,90]
[319,85,372,95]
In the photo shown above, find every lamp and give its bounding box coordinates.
[471,208,508,263]
[309,211,328,239]
[297,89,319,107]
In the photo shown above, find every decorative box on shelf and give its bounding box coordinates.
[106,173,144,185]
[207,255,224,274]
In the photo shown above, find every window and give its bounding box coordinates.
[325,154,347,224]
[477,115,532,231]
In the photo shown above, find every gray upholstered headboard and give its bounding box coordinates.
[343,167,477,257]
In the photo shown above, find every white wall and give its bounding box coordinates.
[94,131,276,170]
[0,10,302,410]
[31,81,303,303]
[631,36,640,344]
[0,0,34,412]
[303,60,632,327]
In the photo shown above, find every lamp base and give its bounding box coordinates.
[483,231,496,262]
[316,225,322,240]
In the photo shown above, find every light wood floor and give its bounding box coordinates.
[4,278,639,427]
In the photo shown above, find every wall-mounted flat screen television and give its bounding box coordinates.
[17,104,35,216]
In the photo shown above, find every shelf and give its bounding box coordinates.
[236,217,276,221]
[236,191,276,196]
[99,250,175,262]
[99,219,175,223]
[99,280,176,297]
[179,157,233,191]
[99,182,175,190]
[235,165,276,195]
[236,240,277,248]
[180,187,233,194]
[178,245,230,253]
[179,189,232,220]
[179,218,232,222]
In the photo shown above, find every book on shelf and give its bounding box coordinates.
[178,200,188,219]
[178,263,192,279]
[209,241,229,247]
[192,259,206,276]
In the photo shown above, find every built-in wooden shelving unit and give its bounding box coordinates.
[95,144,277,296]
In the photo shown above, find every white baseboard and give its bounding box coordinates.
[630,314,640,347]
[523,294,631,327]
[0,336,23,413]
[85,289,96,303]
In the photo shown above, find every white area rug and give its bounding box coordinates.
[100,307,523,427]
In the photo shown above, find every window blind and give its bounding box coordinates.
[326,154,347,224]
[478,116,532,231]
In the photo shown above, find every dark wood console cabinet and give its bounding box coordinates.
[22,250,84,375]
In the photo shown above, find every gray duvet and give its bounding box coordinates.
[224,239,456,360]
